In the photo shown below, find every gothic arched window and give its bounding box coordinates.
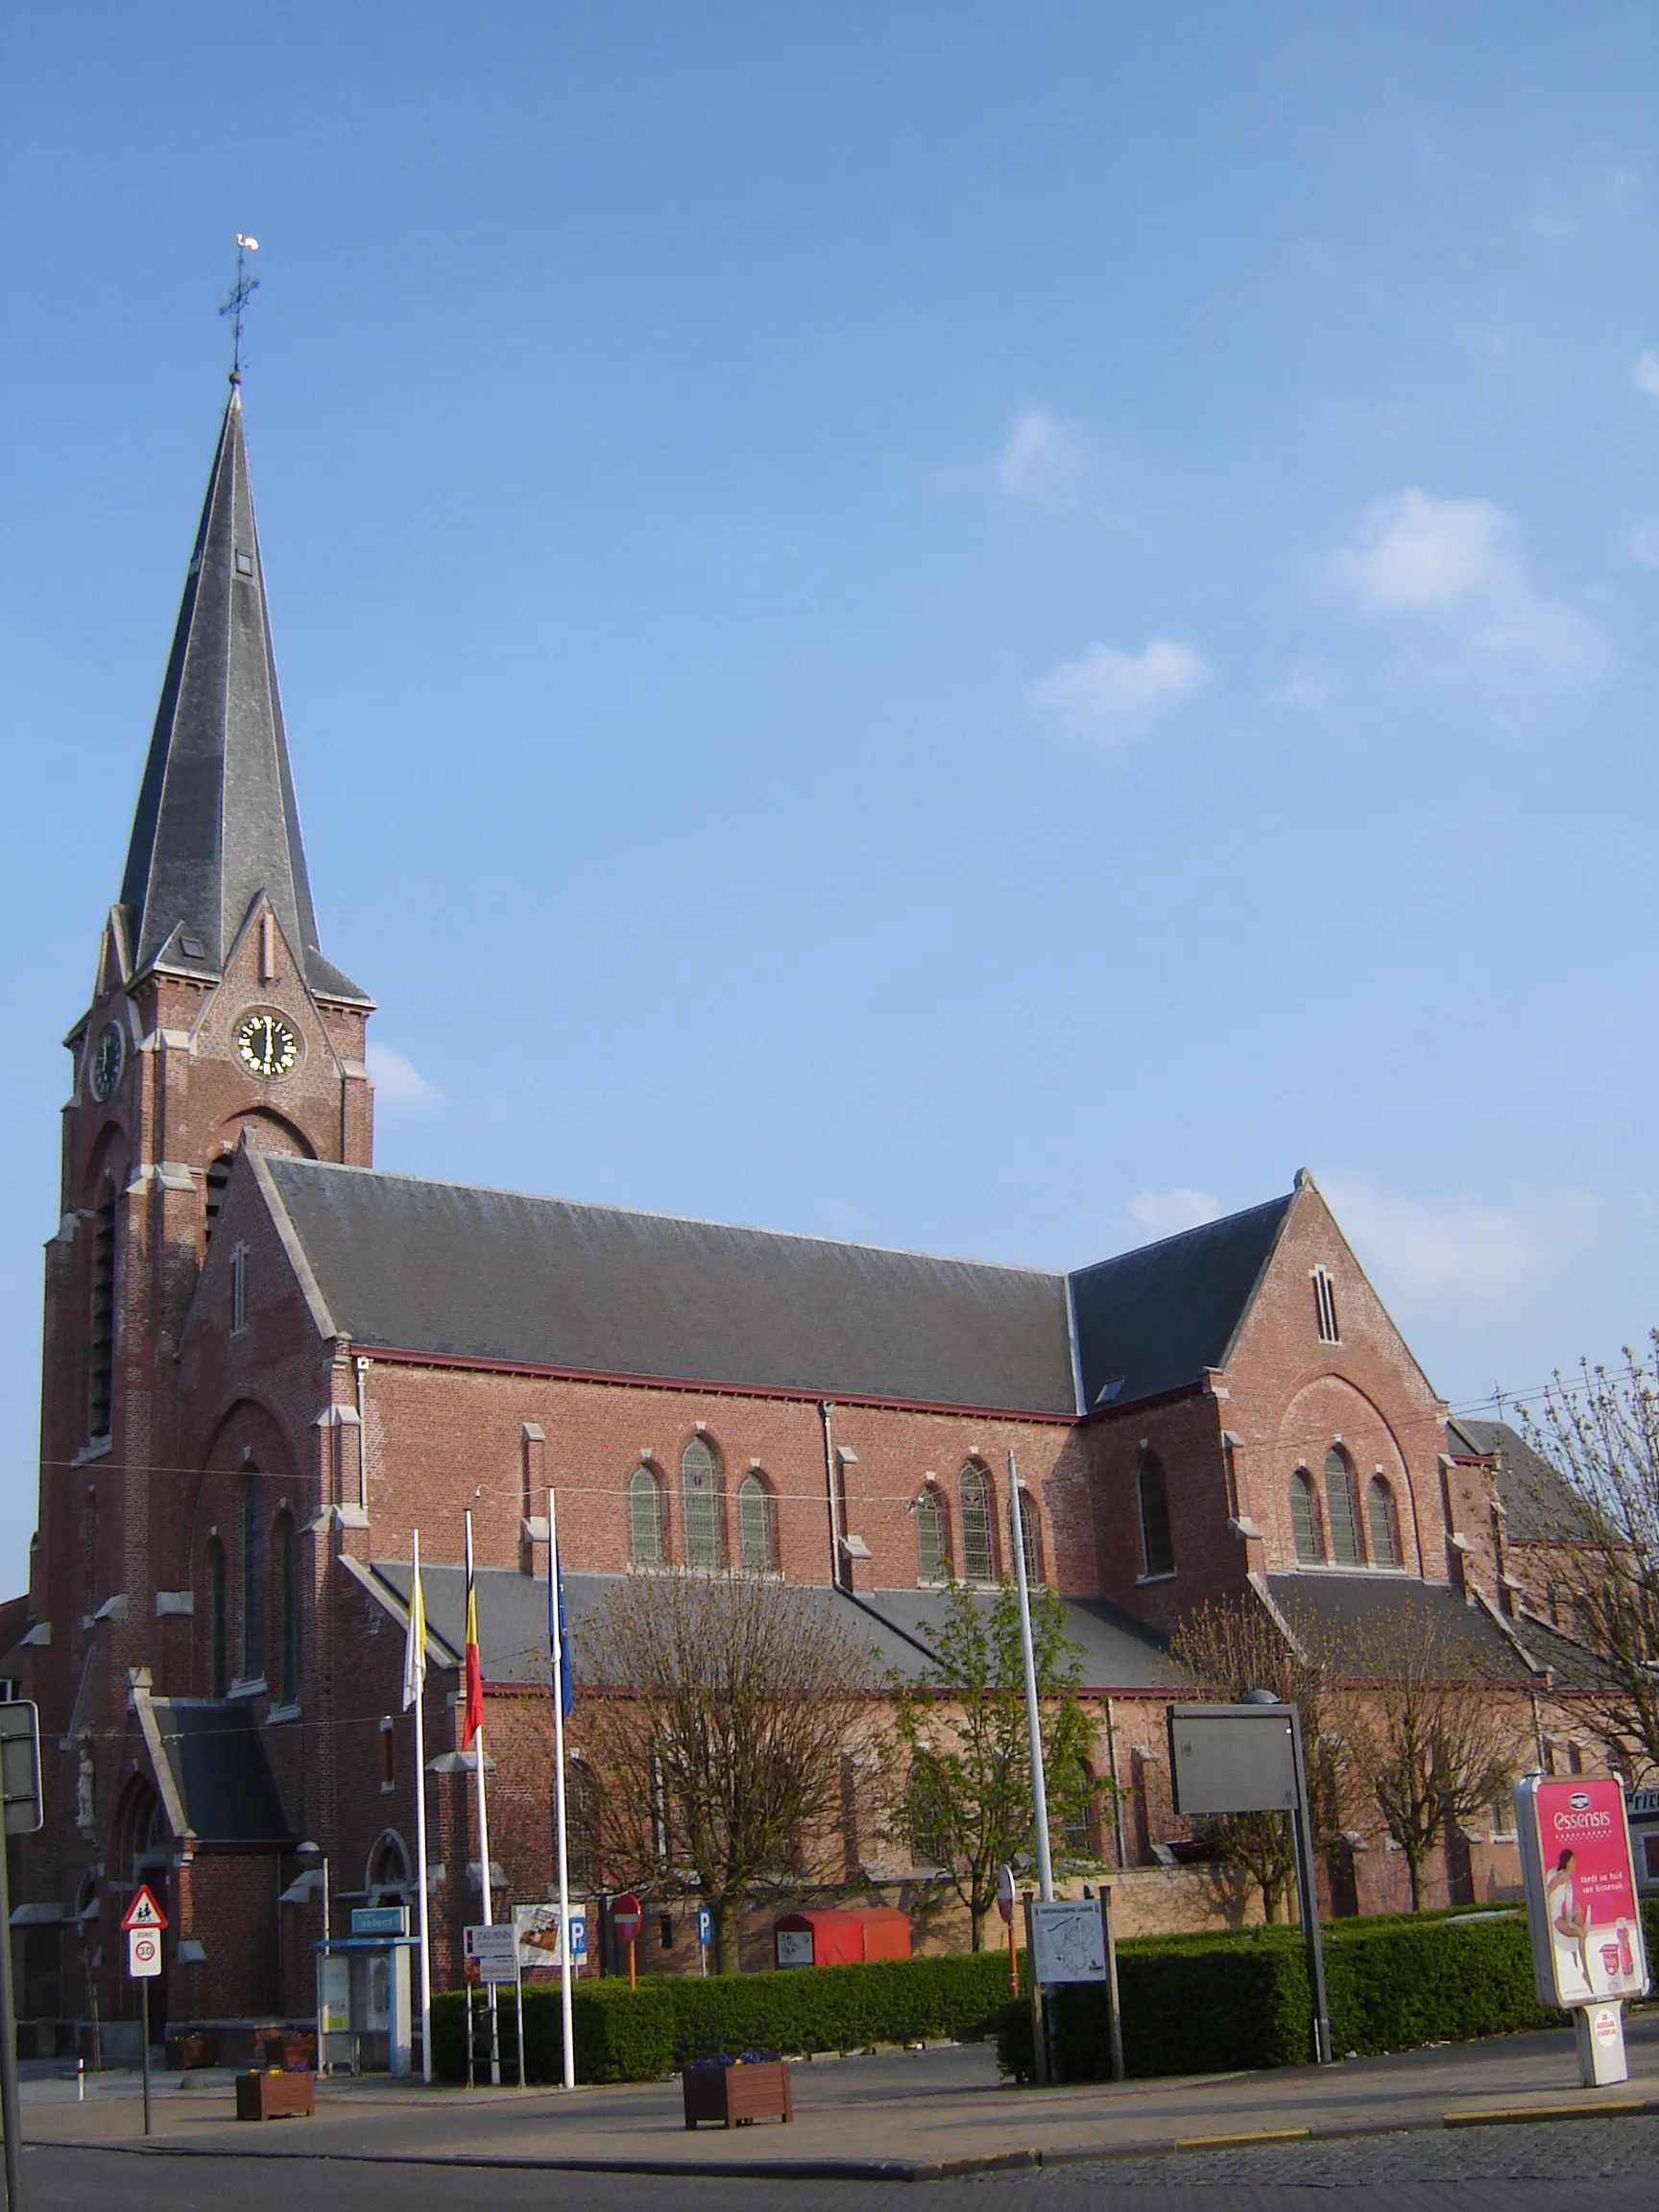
[1016,1490,1043,1588]
[1291,1471,1322,1564]
[629,1466,663,1566]
[916,1490,950,1586]
[1062,1756,1098,1860]
[959,1465,995,1584]
[1324,1449,1361,1566]
[274,1510,299,1703]
[681,1437,724,1571]
[738,1473,777,1574]
[563,1762,601,1892]
[205,1536,228,1699]
[1138,1453,1175,1578]
[241,1470,265,1680]
[1367,1476,1403,1568]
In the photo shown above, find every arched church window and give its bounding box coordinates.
[367,1831,411,1898]
[88,1190,116,1440]
[1138,1453,1175,1578]
[562,1761,601,1892]
[629,1466,663,1566]
[959,1465,995,1584]
[1290,1471,1322,1563]
[916,1490,950,1586]
[204,1154,233,1246]
[205,1536,228,1698]
[274,1510,299,1702]
[1062,1756,1098,1859]
[1324,1449,1361,1566]
[1016,1489,1043,1587]
[681,1437,724,1571]
[242,1470,265,1681]
[1367,1477,1403,1568]
[738,1473,777,1574]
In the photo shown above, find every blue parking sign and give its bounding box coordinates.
[569,1912,589,1959]
[697,1907,712,1948]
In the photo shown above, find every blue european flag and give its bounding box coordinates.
[550,1543,574,1719]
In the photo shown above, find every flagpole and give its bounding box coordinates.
[410,1529,434,2084]
[547,1486,575,2090]
[464,1510,500,2084]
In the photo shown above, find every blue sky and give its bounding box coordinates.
[2,5,1654,1589]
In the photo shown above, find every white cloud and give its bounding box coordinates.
[367,1041,441,1112]
[1634,350,1659,401]
[1030,637,1209,745]
[1325,488,1606,691]
[1630,518,1659,570]
[1127,1188,1222,1238]
[994,409,1091,513]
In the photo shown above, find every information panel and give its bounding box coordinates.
[1516,1777,1650,2009]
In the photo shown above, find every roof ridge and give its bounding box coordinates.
[266,1154,1070,1282]
[1070,1190,1294,1280]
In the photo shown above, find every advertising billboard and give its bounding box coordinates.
[1515,1777,1650,2010]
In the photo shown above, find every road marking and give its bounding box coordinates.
[1443,2099,1653,2129]
[1173,2128,1311,2151]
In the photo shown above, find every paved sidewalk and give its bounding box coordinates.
[19,2012,1659,2181]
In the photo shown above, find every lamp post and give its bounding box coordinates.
[297,1841,328,2073]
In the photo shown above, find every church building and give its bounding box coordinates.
[12,382,1598,2046]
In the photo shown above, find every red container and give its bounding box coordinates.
[773,1907,911,1969]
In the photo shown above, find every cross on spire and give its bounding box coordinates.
[219,233,259,381]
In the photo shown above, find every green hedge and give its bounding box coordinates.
[431,1950,1010,2086]
[995,1907,1605,2084]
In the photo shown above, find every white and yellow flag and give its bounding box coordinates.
[402,1532,427,1710]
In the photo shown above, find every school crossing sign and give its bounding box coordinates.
[122,1884,167,1979]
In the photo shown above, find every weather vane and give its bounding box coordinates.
[219,233,260,381]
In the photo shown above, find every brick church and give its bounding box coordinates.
[12,381,1602,2044]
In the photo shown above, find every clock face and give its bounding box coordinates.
[235,1010,301,1080]
[89,1022,124,1101]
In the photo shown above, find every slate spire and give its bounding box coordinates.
[118,384,366,1001]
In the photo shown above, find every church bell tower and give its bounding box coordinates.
[29,376,374,1878]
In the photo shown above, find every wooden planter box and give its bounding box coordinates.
[683,2059,793,2130]
[235,2069,316,2121]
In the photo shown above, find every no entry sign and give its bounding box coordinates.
[612,1892,642,1944]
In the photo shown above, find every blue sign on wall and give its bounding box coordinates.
[351,1906,409,1937]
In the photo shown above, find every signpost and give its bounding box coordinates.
[1168,1697,1332,2065]
[0,1702,43,2209]
[1515,1776,1650,2086]
[613,1892,642,1991]
[463,1925,524,2088]
[121,1885,167,2137]
[997,1863,1017,1994]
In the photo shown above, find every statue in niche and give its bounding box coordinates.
[75,1743,95,1836]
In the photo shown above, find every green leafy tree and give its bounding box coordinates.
[889,1581,1095,1950]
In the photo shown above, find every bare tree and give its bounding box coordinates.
[1168,1591,1340,1922]
[1520,1334,1659,1778]
[577,1573,880,1972]
[1333,1606,1524,1911]
[889,1582,1095,1951]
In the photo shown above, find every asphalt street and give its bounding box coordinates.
[18,2117,1659,2212]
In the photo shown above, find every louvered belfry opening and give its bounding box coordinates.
[204,1155,233,1245]
[87,1193,116,1440]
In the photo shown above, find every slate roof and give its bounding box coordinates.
[148,1699,296,1845]
[118,388,366,1003]
[1447,1418,1584,1544]
[367,1564,1180,1695]
[267,1159,1079,1412]
[1070,1195,1294,1411]
[1264,1571,1534,1682]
